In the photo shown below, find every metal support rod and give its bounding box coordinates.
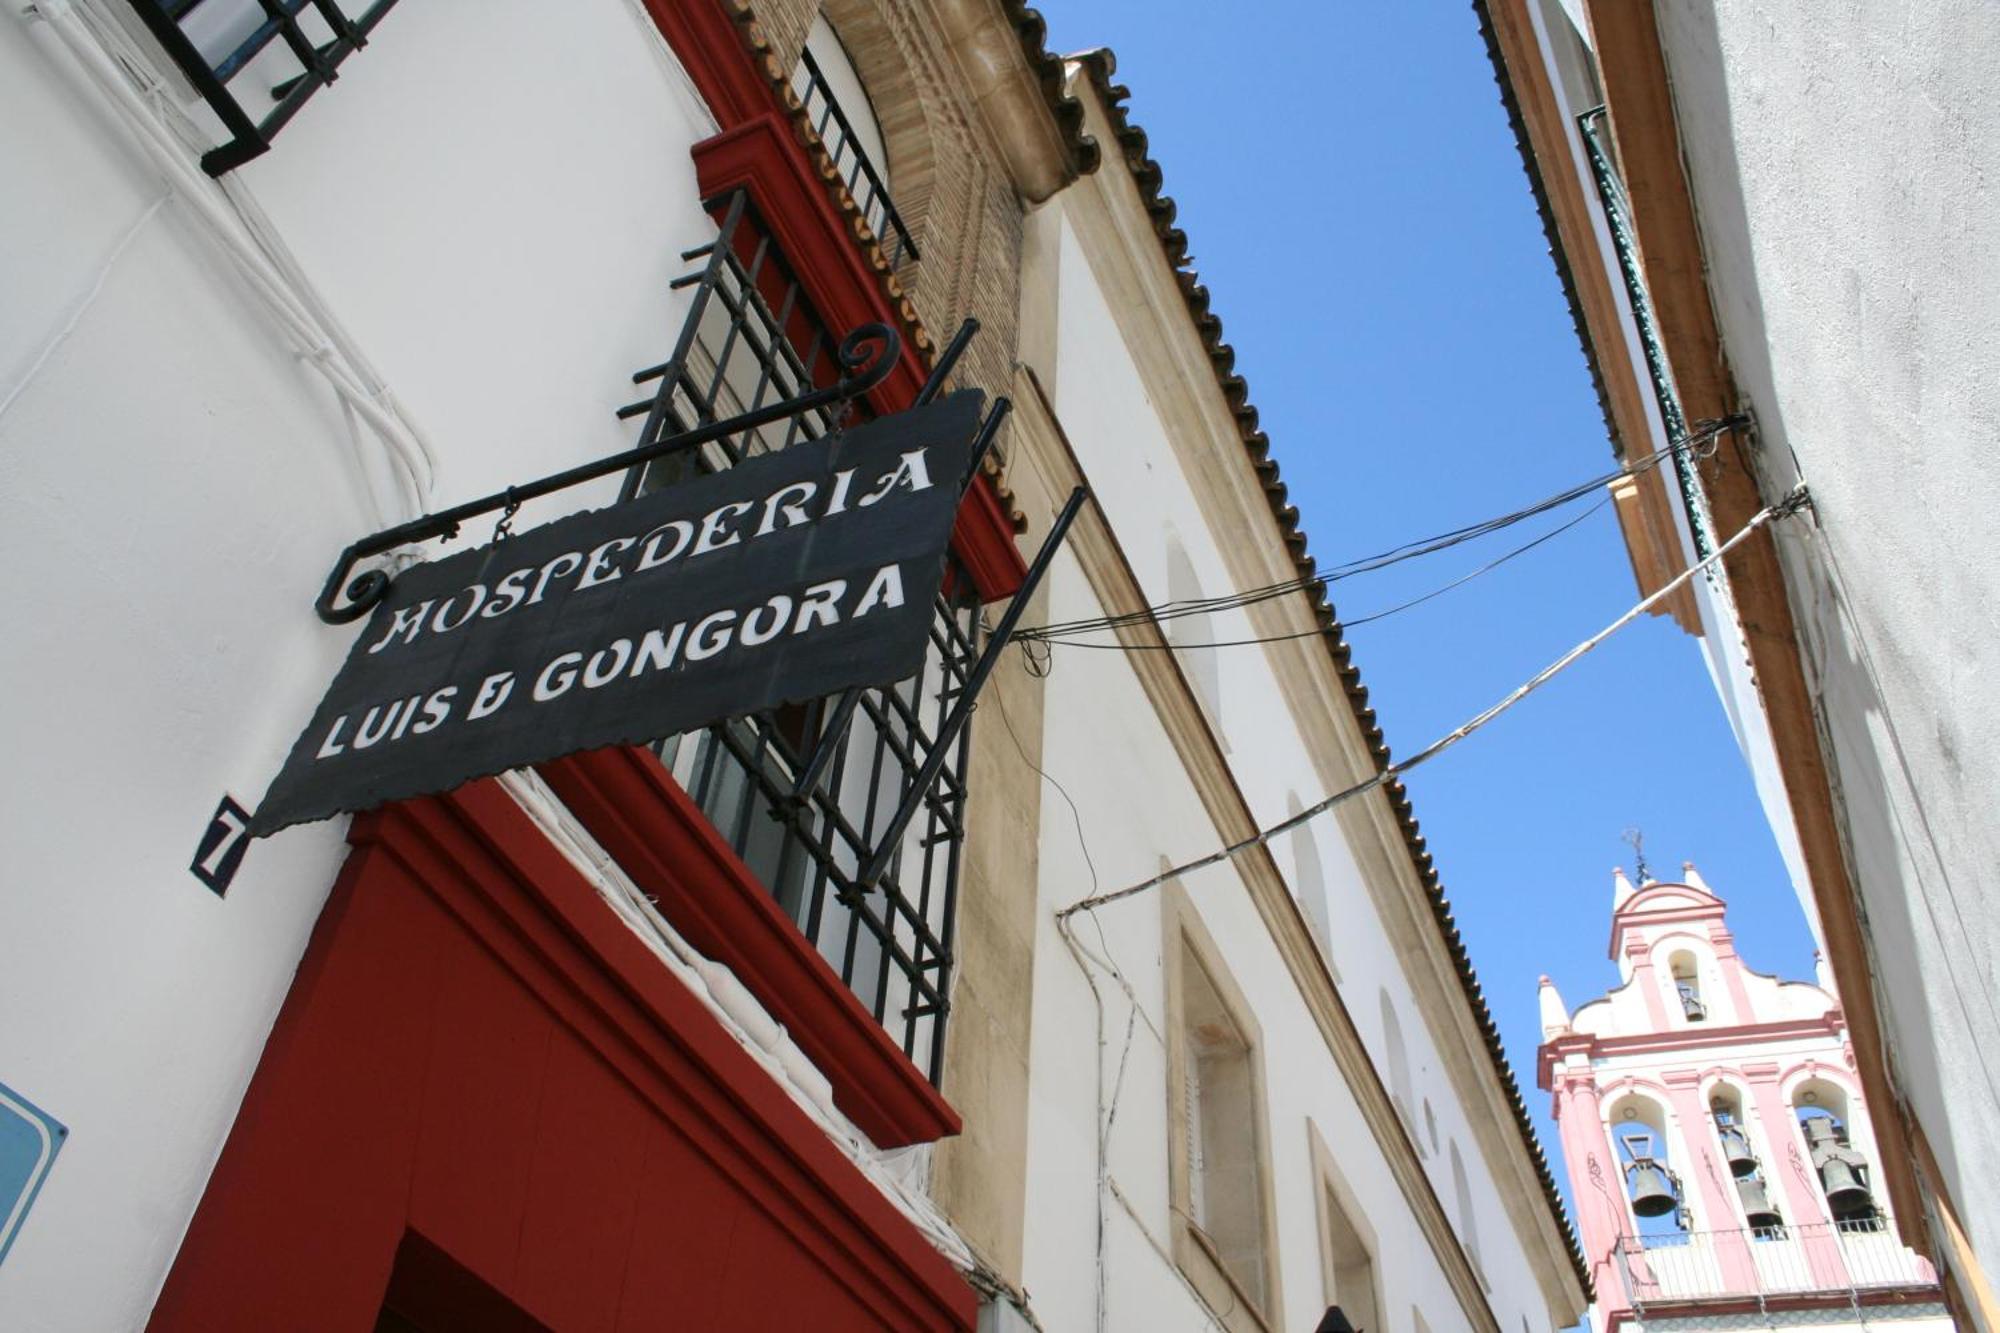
[314,321,901,623]
[796,46,919,265]
[916,318,978,405]
[855,485,1090,889]
[783,388,1003,813]
[789,688,864,801]
[961,395,1010,487]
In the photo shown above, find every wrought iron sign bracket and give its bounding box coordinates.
[779,318,998,812]
[852,483,1091,892]
[313,322,904,624]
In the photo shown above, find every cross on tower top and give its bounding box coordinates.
[1621,827,1651,884]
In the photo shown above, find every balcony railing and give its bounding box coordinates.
[1613,1220,1937,1308]
[792,46,920,271]
[1578,106,1719,565]
[123,0,400,174]
[614,188,971,1083]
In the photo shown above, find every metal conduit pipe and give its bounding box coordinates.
[23,0,439,529]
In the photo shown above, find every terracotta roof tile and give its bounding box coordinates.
[1004,2,1100,178]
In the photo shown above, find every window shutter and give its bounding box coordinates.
[1184,1042,1207,1226]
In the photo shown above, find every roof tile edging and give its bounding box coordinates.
[1004,2,1101,179]
[1467,0,1620,458]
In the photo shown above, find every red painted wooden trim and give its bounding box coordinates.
[537,746,962,1148]
[634,0,773,128]
[694,114,930,409]
[691,115,1030,602]
[152,780,975,1331]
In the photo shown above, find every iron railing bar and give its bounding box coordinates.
[795,46,920,263]
[306,0,364,46]
[917,317,978,405]
[123,1,266,145]
[699,237,775,420]
[744,279,803,419]
[213,0,314,83]
[707,723,955,967]
[620,189,743,498]
[262,0,334,85]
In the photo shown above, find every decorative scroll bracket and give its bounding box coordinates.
[313,321,904,624]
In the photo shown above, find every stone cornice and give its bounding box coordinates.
[930,0,1095,202]
[1551,1014,1847,1071]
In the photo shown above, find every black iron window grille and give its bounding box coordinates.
[617,188,972,1083]
[123,0,399,175]
[791,46,920,271]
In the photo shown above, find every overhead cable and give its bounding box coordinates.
[1043,494,1611,651]
[1016,417,1743,646]
[1054,486,1809,922]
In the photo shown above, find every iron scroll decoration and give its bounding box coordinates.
[313,323,905,624]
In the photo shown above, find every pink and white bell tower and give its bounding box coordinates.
[1537,862,1947,1332]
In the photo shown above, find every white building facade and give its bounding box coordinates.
[1,3,1586,1329]
[1478,0,2000,1320]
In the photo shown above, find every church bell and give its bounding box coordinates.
[1803,1116,1876,1220]
[1625,1157,1681,1217]
[1714,1113,1759,1178]
[1735,1174,1783,1231]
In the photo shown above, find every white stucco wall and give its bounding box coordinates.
[1523,0,1817,948]
[1017,202,1566,1332]
[0,4,716,1327]
[1648,0,2000,1274]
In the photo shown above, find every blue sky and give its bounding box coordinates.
[1035,1,1819,1219]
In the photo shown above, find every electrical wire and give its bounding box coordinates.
[1039,493,1612,652]
[992,680,1191,1330]
[26,0,438,527]
[1056,489,1808,921]
[1015,417,1741,646]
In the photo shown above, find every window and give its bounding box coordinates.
[1378,989,1419,1151]
[1450,1141,1486,1284]
[1287,792,1338,979]
[1309,1124,1381,1333]
[1667,950,1706,1021]
[1167,886,1277,1331]
[120,0,401,174]
[1166,532,1227,745]
[792,16,918,269]
[628,189,977,1083]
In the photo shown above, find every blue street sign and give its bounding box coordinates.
[0,1082,65,1267]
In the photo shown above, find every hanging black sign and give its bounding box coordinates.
[251,391,984,835]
